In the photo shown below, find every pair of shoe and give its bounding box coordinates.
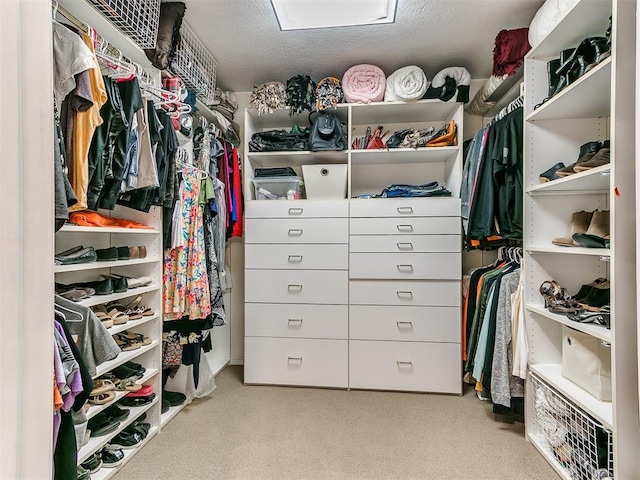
[556,140,610,177]
[96,246,148,262]
[110,414,150,449]
[539,280,582,314]
[88,379,117,405]
[114,331,152,351]
[112,361,146,382]
[119,391,156,408]
[98,444,125,467]
[552,210,609,248]
[572,278,610,312]
[55,246,97,265]
[79,452,103,474]
[55,283,95,302]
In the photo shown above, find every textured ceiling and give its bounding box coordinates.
[184,0,544,92]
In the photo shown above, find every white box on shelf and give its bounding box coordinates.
[302,164,347,199]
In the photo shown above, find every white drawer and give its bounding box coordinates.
[350,280,461,307]
[244,337,348,388]
[349,252,461,280]
[350,235,461,253]
[350,217,460,235]
[349,305,460,342]
[349,340,461,393]
[245,200,349,218]
[246,244,348,270]
[350,198,460,218]
[245,218,348,244]
[245,303,348,339]
[246,270,348,304]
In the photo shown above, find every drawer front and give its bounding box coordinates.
[245,200,349,218]
[350,217,460,236]
[350,235,461,253]
[245,218,348,244]
[350,198,461,218]
[349,340,462,393]
[349,252,461,280]
[350,280,461,307]
[246,244,348,270]
[245,303,348,339]
[349,305,460,342]
[246,270,348,304]
[245,337,348,388]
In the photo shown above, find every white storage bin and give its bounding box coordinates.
[302,164,347,199]
[252,176,304,200]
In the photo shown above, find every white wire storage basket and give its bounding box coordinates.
[171,21,217,105]
[530,372,614,480]
[87,0,160,49]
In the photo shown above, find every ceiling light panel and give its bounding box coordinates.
[271,0,397,31]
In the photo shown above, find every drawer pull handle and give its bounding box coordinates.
[288,229,303,236]
[397,242,413,250]
[288,318,303,325]
[288,284,303,292]
[396,321,413,328]
[288,208,304,215]
[396,361,413,367]
[396,224,414,232]
[396,290,413,298]
[288,255,303,262]
[288,356,303,362]
[397,207,414,214]
[397,264,414,272]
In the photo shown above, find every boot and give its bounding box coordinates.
[552,210,593,247]
[556,141,602,177]
[572,210,610,247]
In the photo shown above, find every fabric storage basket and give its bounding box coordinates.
[301,164,348,199]
[561,326,612,401]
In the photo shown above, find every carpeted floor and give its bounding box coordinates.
[116,366,558,480]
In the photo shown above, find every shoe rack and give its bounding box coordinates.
[55,204,163,477]
[522,0,638,478]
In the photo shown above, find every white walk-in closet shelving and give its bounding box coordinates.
[523,0,639,478]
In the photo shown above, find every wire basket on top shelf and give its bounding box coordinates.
[171,21,217,105]
[529,372,614,480]
[87,0,160,49]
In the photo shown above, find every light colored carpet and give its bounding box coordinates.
[116,366,558,480]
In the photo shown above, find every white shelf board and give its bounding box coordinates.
[527,164,610,194]
[526,304,612,342]
[78,397,159,464]
[350,146,459,165]
[73,284,160,308]
[526,246,610,257]
[247,150,348,167]
[89,426,159,480]
[160,402,188,428]
[54,257,160,273]
[349,100,461,124]
[86,368,159,421]
[530,364,613,429]
[94,341,159,379]
[57,225,159,234]
[526,58,611,122]
[526,0,612,59]
[108,313,160,336]
[527,433,572,480]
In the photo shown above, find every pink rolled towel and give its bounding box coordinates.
[342,64,386,104]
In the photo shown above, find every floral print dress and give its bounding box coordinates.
[163,164,212,320]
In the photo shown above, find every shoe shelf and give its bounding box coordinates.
[86,368,159,421]
[160,402,188,428]
[54,257,161,273]
[349,146,459,165]
[526,304,612,343]
[526,57,611,123]
[77,284,160,308]
[526,164,610,195]
[94,341,159,379]
[527,432,573,480]
[77,396,160,464]
[526,246,611,257]
[529,364,613,429]
[58,225,159,235]
[88,425,159,480]
[107,312,160,337]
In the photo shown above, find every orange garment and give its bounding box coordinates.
[69,210,153,229]
[69,34,107,212]
[53,381,63,411]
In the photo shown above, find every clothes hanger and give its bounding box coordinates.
[53,303,84,322]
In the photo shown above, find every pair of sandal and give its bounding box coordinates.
[88,379,117,405]
[97,373,143,392]
[107,295,155,321]
[539,280,582,314]
[115,331,152,351]
[92,304,129,328]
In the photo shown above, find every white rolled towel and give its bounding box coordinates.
[384,65,428,102]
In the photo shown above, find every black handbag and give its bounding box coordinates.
[385,128,413,149]
[308,111,347,152]
[249,125,309,152]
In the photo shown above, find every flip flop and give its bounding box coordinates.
[90,379,116,396]
[88,391,116,405]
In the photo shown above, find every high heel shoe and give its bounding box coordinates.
[539,280,581,314]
